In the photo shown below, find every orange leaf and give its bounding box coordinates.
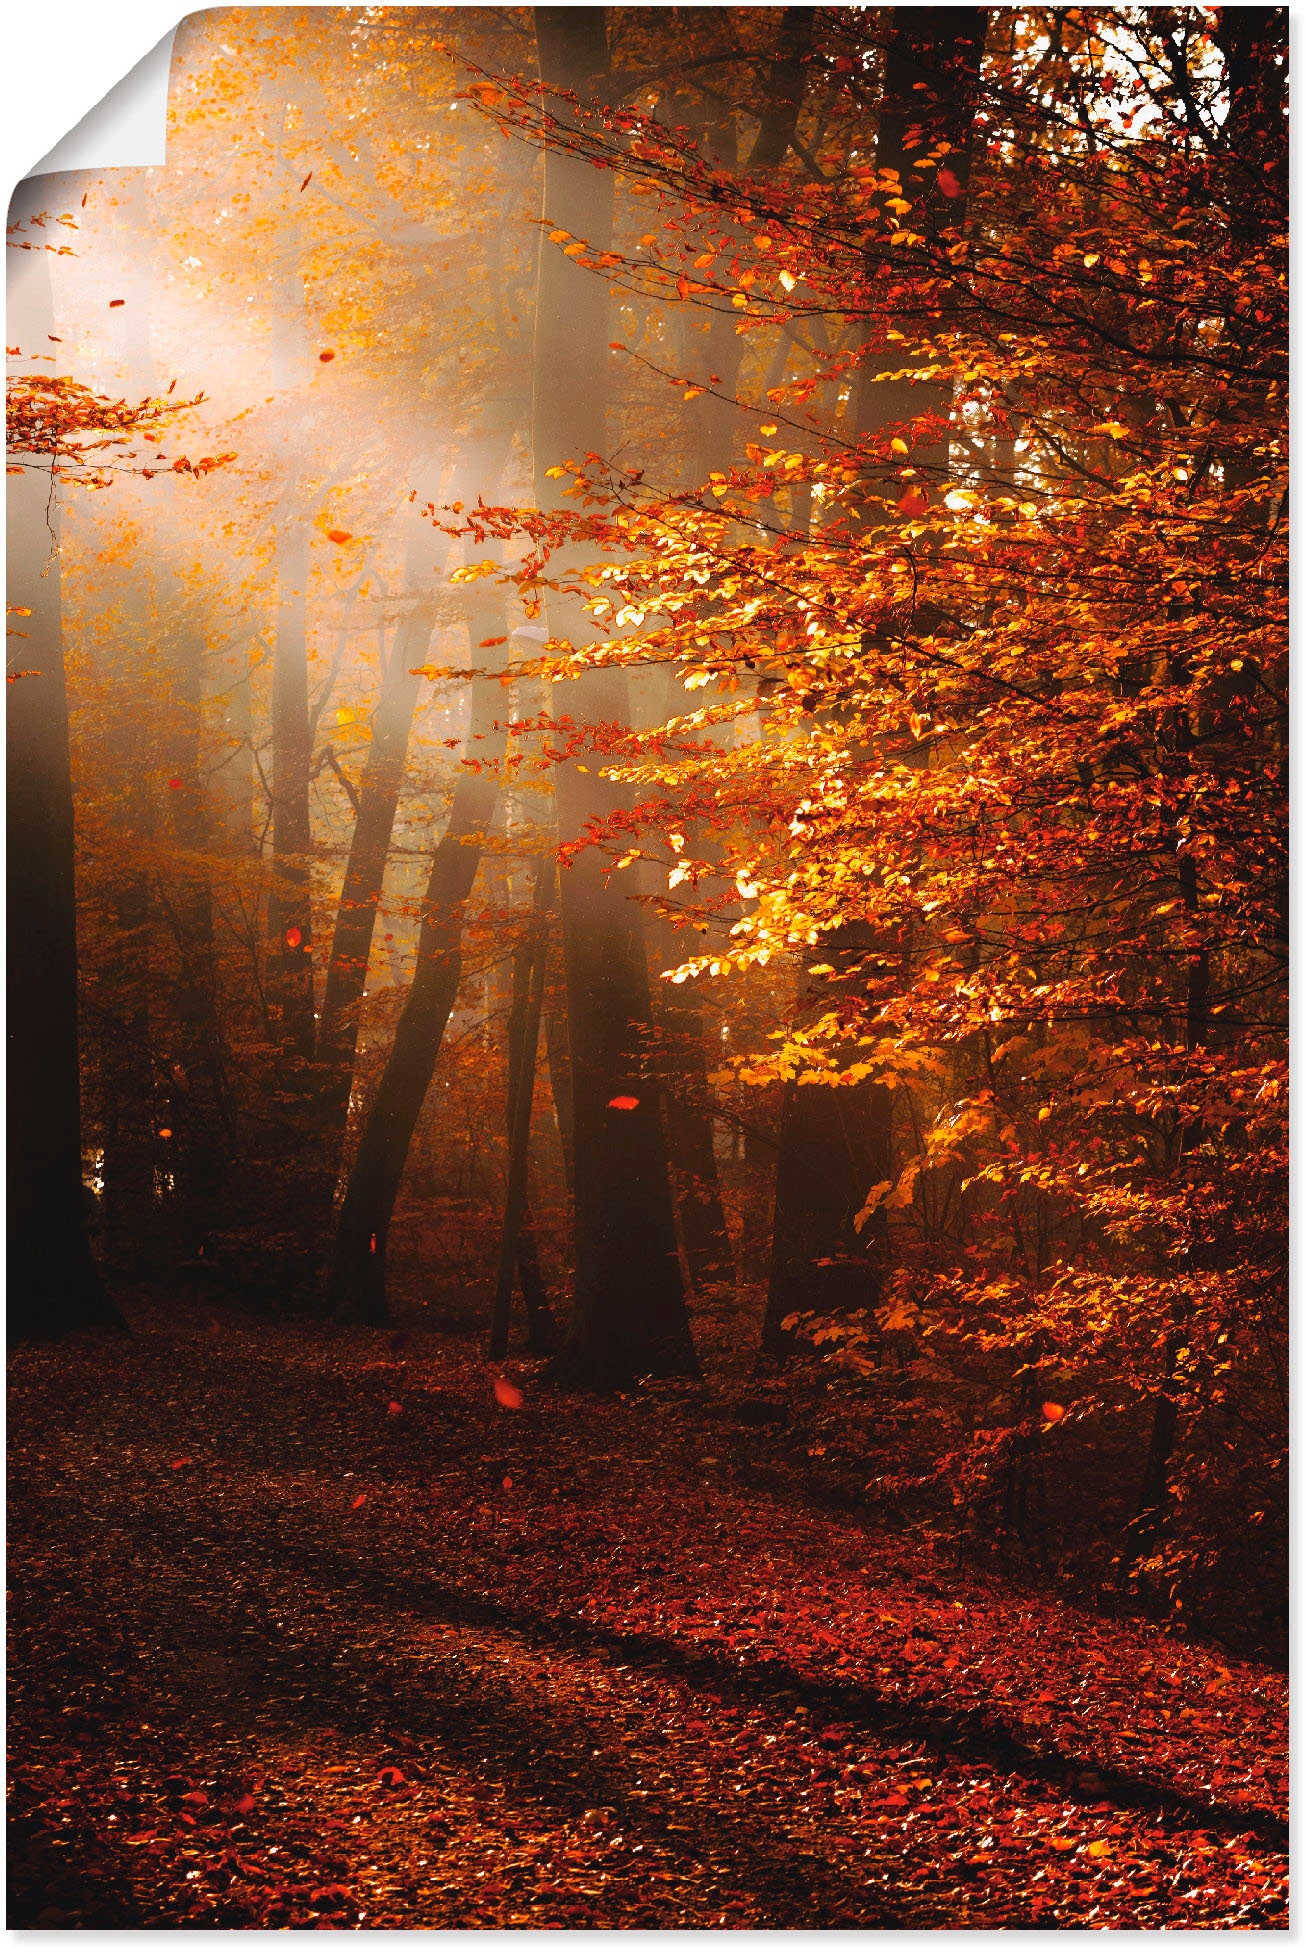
[158,1127,173,1139]
[608,1094,640,1110]
[1042,1400,1066,1423]
[325,529,352,545]
[319,349,335,362]
[898,485,928,518]
[493,1376,524,1410]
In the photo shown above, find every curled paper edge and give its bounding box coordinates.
[24,27,178,180]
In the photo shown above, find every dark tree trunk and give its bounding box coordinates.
[158,595,237,1251]
[328,647,507,1324]
[268,521,316,1065]
[489,859,556,1357]
[7,179,123,1340]
[651,910,735,1292]
[534,6,695,1388]
[315,595,431,1164]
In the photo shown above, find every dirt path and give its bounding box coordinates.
[7,1310,1288,1929]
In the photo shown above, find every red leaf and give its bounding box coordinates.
[502,1475,513,1490]
[319,349,335,362]
[232,1793,255,1815]
[377,1766,405,1787]
[325,528,352,545]
[350,1492,367,1509]
[1042,1400,1067,1422]
[608,1094,640,1110]
[492,1376,524,1410]
[167,777,183,790]
[937,167,962,198]
[387,1400,403,1415]
[898,485,929,518]
[285,926,302,948]
[109,299,126,308]
[170,1458,191,1470]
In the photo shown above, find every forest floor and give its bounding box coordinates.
[8,1299,1288,1931]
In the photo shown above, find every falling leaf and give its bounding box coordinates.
[109,299,126,308]
[502,1475,513,1490]
[285,926,302,948]
[1042,1401,1067,1422]
[319,349,335,362]
[300,172,313,191]
[898,485,929,518]
[158,1127,173,1139]
[350,1492,367,1510]
[937,167,962,198]
[167,777,183,790]
[170,1458,191,1470]
[493,1376,524,1410]
[377,1766,405,1787]
[387,1400,403,1415]
[759,423,778,436]
[608,1095,640,1110]
[778,269,796,292]
[325,529,352,544]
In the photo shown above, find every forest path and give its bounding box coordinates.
[8,1307,1287,1929]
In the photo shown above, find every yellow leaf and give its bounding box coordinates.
[1086,1840,1112,1859]
[890,437,909,455]
[778,269,796,292]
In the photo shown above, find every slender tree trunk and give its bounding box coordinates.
[328,636,508,1325]
[651,908,735,1291]
[268,521,316,1065]
[534,6,695,1388]
[489,858,556,1357]
[7,180,122,1339]
[159,592,237,1251]
[315,594,431,1161]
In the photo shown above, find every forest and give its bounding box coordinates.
[7,4,1286,1930]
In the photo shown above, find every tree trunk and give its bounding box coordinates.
[268,520,316,1066]
[488,858,556,1357]
[328,639,507,1325]
[7,179,123,1340]
[651,908,735,1291]
[533,6,695,1388]
[315,591,431,1165]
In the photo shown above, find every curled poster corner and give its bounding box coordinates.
[23,27,177,179]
